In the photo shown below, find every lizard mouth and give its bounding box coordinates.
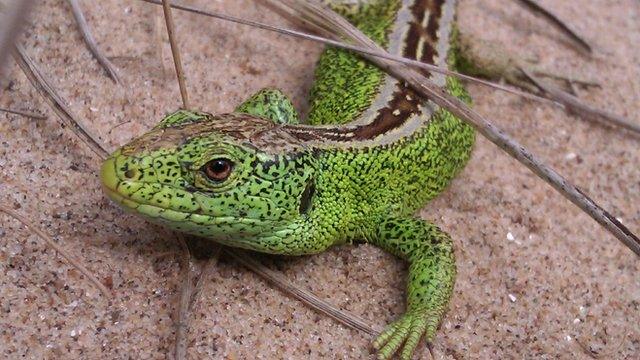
[100,157,139,211]
[101,184,137,211]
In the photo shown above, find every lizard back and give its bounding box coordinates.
[296,0,474,221]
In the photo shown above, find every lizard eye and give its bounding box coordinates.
[202,158,233,182]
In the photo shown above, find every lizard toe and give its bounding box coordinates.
[374,310,436,360]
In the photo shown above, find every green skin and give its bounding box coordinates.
[101,0,474,358]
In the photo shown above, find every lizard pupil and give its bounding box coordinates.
[203,159,233,181]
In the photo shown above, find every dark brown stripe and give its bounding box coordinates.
[352,84,421,139]
[421,0,444,64]
[348,0,444,141]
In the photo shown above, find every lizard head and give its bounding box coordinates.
[100,110,318,250]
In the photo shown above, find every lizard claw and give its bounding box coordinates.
[373,310,436,360]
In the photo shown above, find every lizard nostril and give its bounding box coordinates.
[124,169,137,179]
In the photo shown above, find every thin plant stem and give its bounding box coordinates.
[160,0,190,109]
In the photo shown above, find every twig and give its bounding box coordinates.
[521,68,640,135]
[514,0,593,55]
[12,44,110,158]
[0,0,35,77]
[160,0,190,109]
[268,0,640,257]
[138,0,556,107]
[225,248,381,336]
[0,106,46,120]
[67,0,121,84]
[0,204,112,299]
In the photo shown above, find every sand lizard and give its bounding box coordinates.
[100,0,506,358]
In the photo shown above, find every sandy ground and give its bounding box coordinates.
[0,0,639,359]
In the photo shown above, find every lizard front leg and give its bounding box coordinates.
[368,216,456,360]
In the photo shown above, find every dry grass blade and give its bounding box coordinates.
[0,0,35,77]
[456,35,636,134]
[225,248,381,336]
[0,106,46,119]
[174,235,191,360]
[153,5,168,76]
[521,68,640,135]
[12,44,109,158]
[537,71,599,88]
[138,0,554,106]
[574,337,603,359]
[0,204,112,299]
[160,0,190,109]
[189,247,221,308]
[574,332,626,359]
[173,239,222,360]
[174,239,221,359]
[514,0,593,55]
[68,0,121,84]
[269,0,640,257]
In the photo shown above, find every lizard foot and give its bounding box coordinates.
[372,309,437,360]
